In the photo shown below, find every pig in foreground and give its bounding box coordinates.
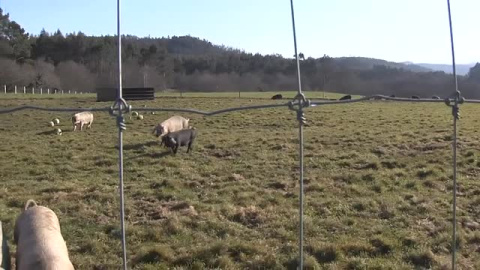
[71,111,94,131]
[163,128,197,154]
[153,115,189,138]
[14,200,74,270]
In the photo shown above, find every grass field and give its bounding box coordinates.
[0,90,359,100]
[155,91,360,100]
[1,94,480,269]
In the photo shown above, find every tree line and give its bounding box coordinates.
[1,8,479,98]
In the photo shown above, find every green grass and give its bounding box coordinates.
[1,94,480,269]
[155,90,359,99]
[0,90,358,100]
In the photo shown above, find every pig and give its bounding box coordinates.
[14,199,75,270]
[339,95,352,100]
[153,116,190,138]
[271,94,283,100]
[163,128,197,154]
[72,111,94,131]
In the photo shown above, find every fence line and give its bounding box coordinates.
[0,0,466,268]
[115,0,128,269]
[446,0,460,267]
[0,93,473,268]
[0,85,78,95]
[288,0,306,266]
[1,95,479,116]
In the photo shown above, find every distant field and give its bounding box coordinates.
[0,93,97,99]
[155,91,360,100]
[0,91,358,100]
[1,96,480,269]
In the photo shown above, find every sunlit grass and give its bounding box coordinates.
[0,95,479,269]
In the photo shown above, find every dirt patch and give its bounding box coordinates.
[230,173,245,181]
[211,149,240,159]
[232,206,266,228]
[134,200,198,223]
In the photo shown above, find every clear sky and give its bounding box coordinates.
[2,0,479,64]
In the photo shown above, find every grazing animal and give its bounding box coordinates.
[153,116,190,138]
[411,95,420,99]
[339,95,352,100]
[271,94,283,100]
[432,95,441,99]
[14,200,74,270]
[72,111,93,131]
[163,128,197,154]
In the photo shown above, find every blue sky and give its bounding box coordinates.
[2,0,479,64]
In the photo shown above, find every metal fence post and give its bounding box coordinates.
[23,86,26,94]
[40,88,43,95]
[32,87,34,94]
[14,85,17,94]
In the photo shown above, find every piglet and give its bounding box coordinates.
[163,128,197,154]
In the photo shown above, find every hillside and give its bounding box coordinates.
[414,63,474,76]
[1,7,480,98]
[336,57,432,73]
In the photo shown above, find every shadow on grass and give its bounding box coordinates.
[150,151,172,158]
[127,151,172,160]
[36,130,57,135]
[37,129,79,135]
[120,141,159,151]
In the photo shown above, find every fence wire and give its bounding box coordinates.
[0,93,474,269]
[0,93,474,268]
[0,1,470,269]
[1,96,480,116]
[115,0,128,268]
[446,0,460,268]
[288,0,306,267]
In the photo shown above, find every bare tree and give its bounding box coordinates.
[56,60,95,92]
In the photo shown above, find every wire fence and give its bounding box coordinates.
[1,95,479,116]
[0,0,469,269]
[1,85,83,95]
[0,93,474,268]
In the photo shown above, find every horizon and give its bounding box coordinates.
[2,0,479,65]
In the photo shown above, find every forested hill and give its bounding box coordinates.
[414,63,474,76]
[335,57,431,73]
[1,8,480,98]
